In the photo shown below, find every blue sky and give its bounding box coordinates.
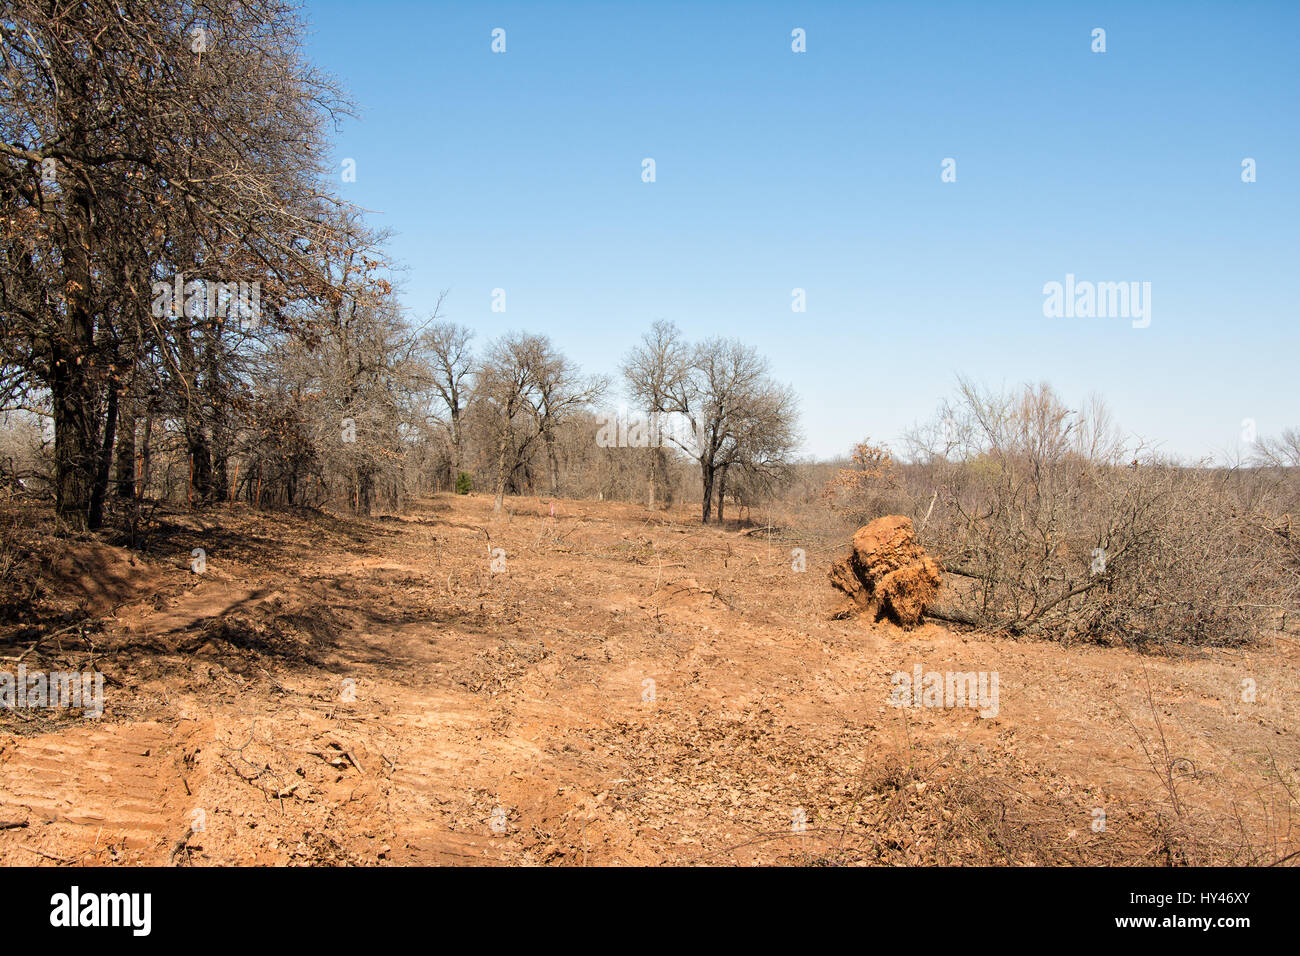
[304,0,1298,461]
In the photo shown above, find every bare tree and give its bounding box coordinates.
[622,320,690,509]
[656,335,798,523]
[421,308,474,485]
[1254,428,1300,470]
[892,380,1299,644]
[475,333,602,512]
[476,334,539,513]
[713,380,799,522]
[532,349,607,497]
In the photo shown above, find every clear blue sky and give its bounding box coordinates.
[303,0,1299,462]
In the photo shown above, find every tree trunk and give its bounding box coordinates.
[50,183,100,531]
[138,410,153,497]
[188,429,213,504]
[355,468,374,516]
[545,431,560,496]
[88,379,119,530]
[652,445,672,509]
[647,446,660,510]
[925,602,986,627]
[114,381,137,499]
[451,410,463,485]
[700,462,714,523]
[175,304,213,505]
[205,319,229,501]
[50,346,99,531]
[715,465,728,525]
[493,439,511,513]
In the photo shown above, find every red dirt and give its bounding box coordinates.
[830,515,942,627]
[0,495,1296,865]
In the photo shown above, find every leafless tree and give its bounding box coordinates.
[622,320,690,509]
[713,380,800,522]
[421,308,474,484]
[651,334,799,523]
[474,333,603,513]
[1254,428,1300,470]
[532,348,608,498]
[892,380,1299,644]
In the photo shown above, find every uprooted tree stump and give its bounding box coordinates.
[828,515,943,627]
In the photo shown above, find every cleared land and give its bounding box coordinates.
[1,494,1296,865]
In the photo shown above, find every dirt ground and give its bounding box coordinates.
[1,494,1296,866]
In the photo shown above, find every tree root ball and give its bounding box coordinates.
[829,515,942,627]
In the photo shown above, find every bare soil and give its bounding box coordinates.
[1,495,1296,865]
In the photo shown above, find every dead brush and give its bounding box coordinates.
[0,515,23,587]
[861,381,1300,646]
[1116,669,1300,866]
[810,734,1102,866]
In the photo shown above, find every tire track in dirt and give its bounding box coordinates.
[0,719,208,863]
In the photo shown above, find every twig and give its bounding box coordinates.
[18,843,74,864]
[0,641,38,663]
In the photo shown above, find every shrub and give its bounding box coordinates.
[870,380,1300,646]
[455,471,473,495]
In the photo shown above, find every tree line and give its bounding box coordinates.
[0,1,799,530]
